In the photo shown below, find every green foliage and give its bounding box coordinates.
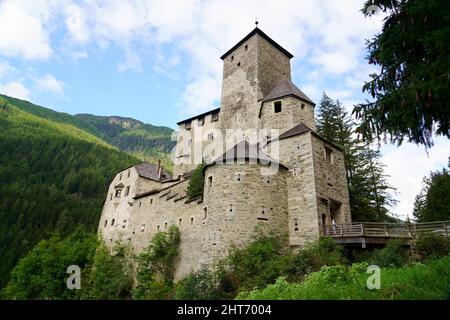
[353,0,450,148]
[0,97,139,288]
[415,232,450,261]
[238,256,450,300]
[175,265,224,300]
[0,94,175,171]
[186,161,206,200]
[2,228,97,299]
[368,240,410,267]
[133,226,181,300]
[82,242,133,300]
[413,169,450,222]
[287,237,347,280]
[316,92,397,222]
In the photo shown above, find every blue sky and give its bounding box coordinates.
[0,0,448,219]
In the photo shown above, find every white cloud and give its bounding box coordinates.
[34,74,64,96]
[381,137,450,220]
[0,1,53,59]
[65,4,89,44]
[0,81,31,100]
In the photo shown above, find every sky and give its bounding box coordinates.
[0,0,448,220]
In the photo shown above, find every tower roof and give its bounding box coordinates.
[263,79,315,105]
[134,162,171,181]
[220,27,294,60]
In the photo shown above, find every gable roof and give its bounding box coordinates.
[220,27,293,60]
[272,123,343,151]
[134,162,171,181]
[203,140,288,175]
[176,107,220,125]
[263,79,315,105]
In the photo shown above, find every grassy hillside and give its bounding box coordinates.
[0,95,175,171]
[0,96,140,288]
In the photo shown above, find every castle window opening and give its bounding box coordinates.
[185,122,191,130]
[211,113,219,122]
[207,132,214,141]
[294,218,299,231]
[139,201,142,207]
[244,44,248,51]
[229,204,235,214]
[203,207,208,219]
[157,225,160,231]
[165,222,168,229]
[132,228,135,234]
[125,186,130,196]
[115,189,121,198]
[110,193,113,201]
[325,146,333,164]
[231,55,234,61]
[301,103,305,110]
[119,173,122,180]
[150,198,153,205]
[122,220,127,228]
[179,218,182,225]
[237,62,241,67]
[104,220,108,227]
[127,170,130,178]
[274,101,282,113]
[208,176,213,187]
[190,217,194,225]
[234,173,241,182]
[198,117,205,126]
[141,224,145,232]
[111,219,115,226]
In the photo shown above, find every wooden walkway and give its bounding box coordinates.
[323,221,450,248]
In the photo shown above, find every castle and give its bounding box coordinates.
[98,26,351,280]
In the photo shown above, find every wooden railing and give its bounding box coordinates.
[323,221,450,238]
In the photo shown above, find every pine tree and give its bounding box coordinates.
[316,92,397,222]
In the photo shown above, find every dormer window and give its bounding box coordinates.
[198,117,205,126]
[274,101,282,113]
[185,122,191,130]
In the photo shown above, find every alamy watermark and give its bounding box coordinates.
[66,265,81,290]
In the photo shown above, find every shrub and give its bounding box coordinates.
[175,265,224,300]
[133,226,181,300]
[287,237,347,280]
[415,232,449,261]
[369,239,410,267]
[186,161,206,200]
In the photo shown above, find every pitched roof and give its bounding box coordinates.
[273,123,344,151]
[278,123,313,140]
[177,107,220,125]
[263,79,315,105]
[203,140,287,174]
[134,162,171,181]
[220,27,293,60]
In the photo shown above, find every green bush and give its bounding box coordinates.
[415,232,449,261]
[368,240,410,267]
[238,256,450,300]
[186,161,206,200]
[133,226,181,300]
[175,265,224,300]
[287,237,347,280]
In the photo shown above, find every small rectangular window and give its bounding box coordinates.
[104,220,108,227]
[185,122,191,130]
[127,170,130,177]
[274,101,282,113]
[237,62,241,67]
[190,217,194,225]
[150,198,153,205]
[125,186,130,196]
[198,117,205,126]
[244,44,248,51]
[111,219,115,226]
[110,193,113,201]
[203,207,208,219]
[325,146,333,164]
[119,173,122,180]
[115,189,122,198]
[211,113,219,122]
[208,176,213,187]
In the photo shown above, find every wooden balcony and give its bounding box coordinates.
[323,221,450,248]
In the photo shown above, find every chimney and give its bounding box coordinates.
[157,160,162,180]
